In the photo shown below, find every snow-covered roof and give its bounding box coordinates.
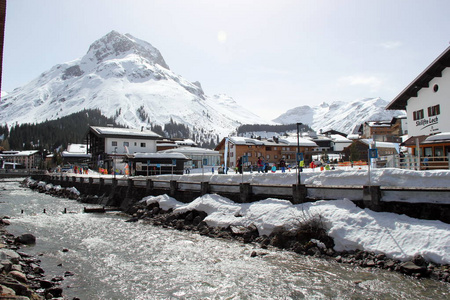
[278,137,318,147]
[1,150,39,156]
[360,139,400,151]
[133,152,189,160]
[330,134,352,143]
[229,137,265,146]
[160,147,219,156]
[175,139,197,146]
[424,132,450,142]
[66,144,87,153]
[366,122,391,127]
[90,126,161,139]
[347,134,360,140]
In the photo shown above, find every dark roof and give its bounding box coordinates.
[386,46,450,110]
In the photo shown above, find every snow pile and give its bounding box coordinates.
[143,194,450,265]
[143,168,450,265]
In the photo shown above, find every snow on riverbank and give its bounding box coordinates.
[141,168,450,265]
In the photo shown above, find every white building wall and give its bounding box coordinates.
[105,137,157,154]
[407,67,450,137]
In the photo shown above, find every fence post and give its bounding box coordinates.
[292,184,307,204]
[169,180,178,197]
[146,178,153,194]
[201,182,210,195]
[363,185,381,211]
[126,178,134,198]
[239,183,252,203]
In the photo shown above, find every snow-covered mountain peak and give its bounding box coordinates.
[0,31,272,143]
[85,30,169,69]
[273,97,405,134]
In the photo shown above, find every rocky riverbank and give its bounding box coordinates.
[0,218,79,300]
[128,200,450,283]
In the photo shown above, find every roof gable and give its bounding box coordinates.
[386,46,450,110]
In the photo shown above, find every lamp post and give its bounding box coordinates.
[296,122,303,185]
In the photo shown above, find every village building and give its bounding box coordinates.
[159,147,220,169]
[86,126,162,172]
[342,139,399,166]
[386,45,450,163]
[61,143,91,166]
[0,150,41,169]
[215,136,318,169]
[359,117,406,143]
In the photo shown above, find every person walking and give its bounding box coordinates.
[280,158,286,173]
[257,157,263,173]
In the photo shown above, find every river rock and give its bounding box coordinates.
[39,279,54,289]
[9,270,27,283]
[15,233,36,245]
[0,218,11,225]
[0,284,16,296]
[399,261,427,275]
[46,286,63,297]
[0,249,21,263]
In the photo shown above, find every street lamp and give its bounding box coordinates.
[296,122,303,185]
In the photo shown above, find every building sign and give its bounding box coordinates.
[416,116,439,133]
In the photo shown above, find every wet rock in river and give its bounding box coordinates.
[14,233,36,245]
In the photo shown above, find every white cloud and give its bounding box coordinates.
[338,75,383,92]
[380,41,402,49]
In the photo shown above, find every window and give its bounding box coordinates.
[248,145,253,148]
[112,141,117,146]
[140,142,146,147]
[123,142,129,147]
[274,147,278,150]
[413,109,424,121]
[433,84,439,92]
[266,155,270,159]
[134,142,137,146]
[428,105,440,117]
[266,147,272,151]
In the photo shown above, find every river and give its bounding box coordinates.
[1,178,449,299]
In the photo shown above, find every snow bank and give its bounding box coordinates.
[143,194,450,265]
[154,168,450,188]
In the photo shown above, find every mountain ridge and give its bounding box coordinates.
[0,31,271,144]
[272,97,405,134]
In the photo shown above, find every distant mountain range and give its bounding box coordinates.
[272,97,405,134]
[0,31,405,143]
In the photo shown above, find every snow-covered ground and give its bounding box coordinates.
[135,167,450,265]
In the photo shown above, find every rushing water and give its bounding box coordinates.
[1,178,449,300]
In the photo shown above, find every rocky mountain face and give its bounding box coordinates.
[0,31,270,144]
[272,97,406,134]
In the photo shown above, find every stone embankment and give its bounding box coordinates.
[23,178,450,284]
[0,218,78,300]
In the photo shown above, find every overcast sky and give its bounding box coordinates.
[2,0,450,120]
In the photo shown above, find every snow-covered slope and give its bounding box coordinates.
[272,98,405,134]
[0,31,271,140]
